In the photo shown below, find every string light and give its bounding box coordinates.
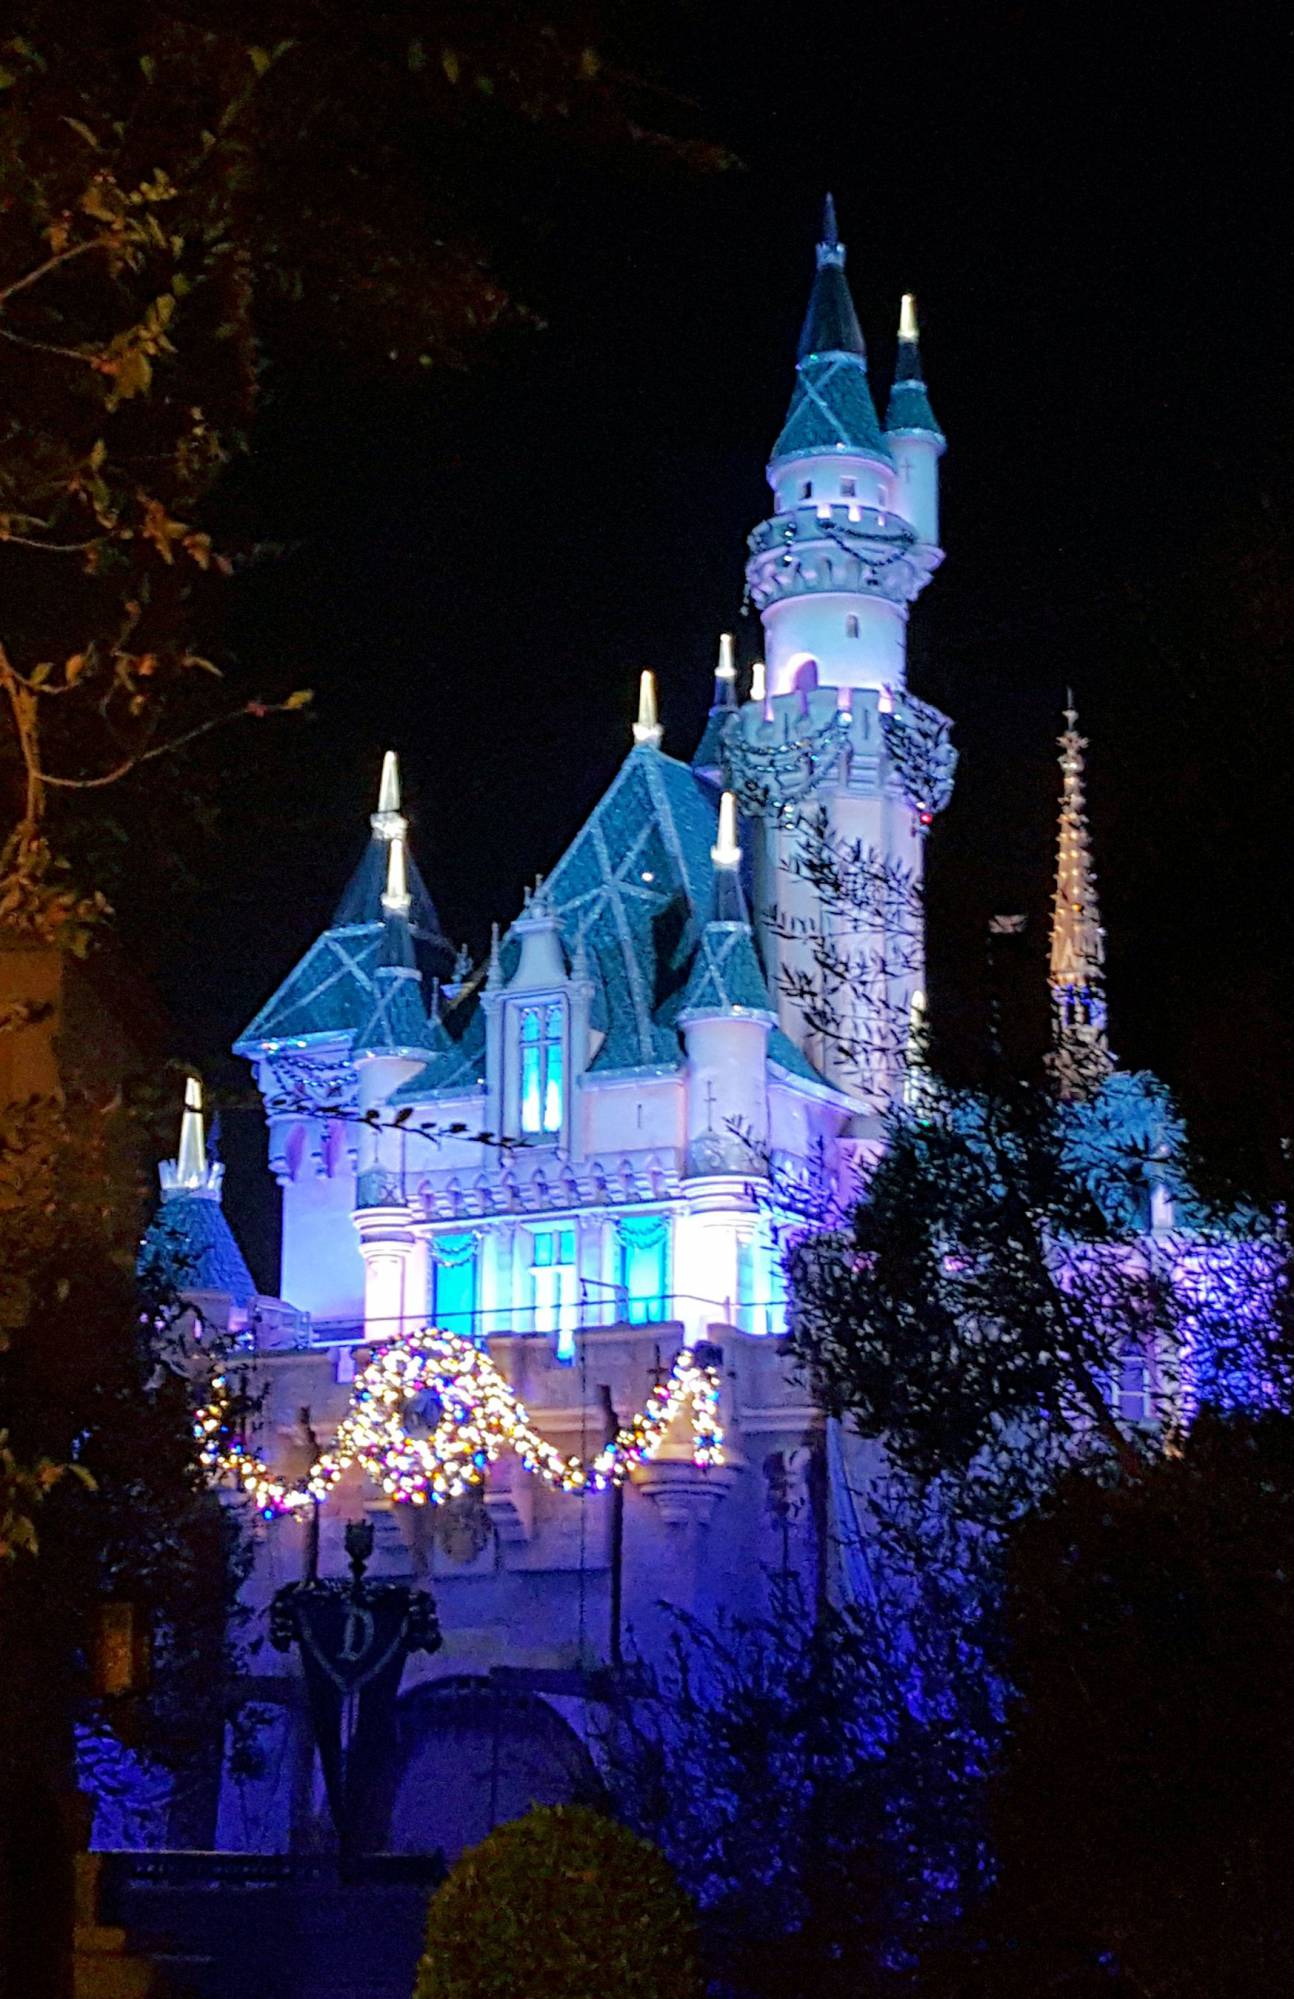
[197,1329,723,1519]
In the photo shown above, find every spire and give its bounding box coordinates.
[632,669,663,749]
[885,293,944,442]
[353,834,431,1057]
[382,832,411,916]
[371,749,407,842]
[485,921,503,991]
[160,1075,222,1199]
[798,193,865,360]
[692,633,740,781]
[679,791,772,1024]
[1049,698,1113,1098]
[772,198,888,467]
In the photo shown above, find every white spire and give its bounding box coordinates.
[750,659,766,703]
[716,632,737,685]
[485,920,503,990]
[1050,697,1113,1097]
[632,670,663,749]
[370,749,407,841]
[711,791,742,869]
[159,1074,223,1199]
[899,292,919,343]
[382,833,411,916]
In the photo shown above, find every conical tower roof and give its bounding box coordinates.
[353,836,434,1057]
[885,293,944,442]
[771,197,890,467]
[141,1077,256,1308]
[678,795,776,1022]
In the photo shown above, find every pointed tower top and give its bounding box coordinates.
[382,833,411,916]
[750,659,766,703]
[818,192,843,267]
[886,294,944,443]
[371,750,406,841]
[711,790,742,870]
[716,632,737,689]
[1049,700,1113,1098]
[485,920,504,991]
[797,197,865,360]
[772,199,888,466]
[159,1073,223,1200]
[692,636,739,781]
[632,669,663,749]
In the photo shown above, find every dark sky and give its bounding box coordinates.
[134,4,1290,1270]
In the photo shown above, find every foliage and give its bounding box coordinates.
[415,1803,702,1999]
[0,1085,251,1788]
[601,1580,1000,1999]
[786,1073,1292,1520]
[932,1412,1294,1996]
[1,1,730,935]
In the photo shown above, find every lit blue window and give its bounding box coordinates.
[737,1234,787,1337]
[618,1215,670,1324]
[531,1226,577,1361]
[430,1234,477,1337]
[519,1002,565,1136]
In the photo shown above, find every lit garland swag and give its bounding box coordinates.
[197,1328,724,1520]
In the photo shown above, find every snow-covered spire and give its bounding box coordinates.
[160,1075,224,1199]
[1050,697,1113,1098]
[633,669,663,749]
[711,789,741,870]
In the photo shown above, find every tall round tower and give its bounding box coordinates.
[726,201,956,1123]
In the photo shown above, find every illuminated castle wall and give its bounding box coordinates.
[158,202,961,1856]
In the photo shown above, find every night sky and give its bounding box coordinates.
[132,6,1290,1278]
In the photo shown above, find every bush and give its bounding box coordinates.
[415,1804,702,1999]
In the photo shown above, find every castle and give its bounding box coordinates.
[144,201,1117,1858]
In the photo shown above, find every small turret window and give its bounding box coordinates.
[846,615,860,638]
[841,477,856,498]
[519,1003,564,1135]
[799,479,813,500]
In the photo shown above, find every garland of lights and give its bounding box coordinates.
[197,1328,724,1520]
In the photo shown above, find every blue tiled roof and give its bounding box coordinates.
[391,993,484,1100]
[235,924,382,1051]
[772,354,891,466]
[140,1196,256,1308]
[676,920,775,1020]
[885,337,943,441]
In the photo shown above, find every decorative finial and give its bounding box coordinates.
[899,293,919,342]
[381,833,411,916]
[371,749,407,842]
[633,669,663,749]
[750,659,766,703]
[711,791,742,870]
[160,1072,224,1199]
[717,632,737,683]
[816,192,845,270]
[453,941,471,983]
[428,976,443,1025]
[486,921,503,990]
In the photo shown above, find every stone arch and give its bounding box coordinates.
[372,1674,600,1862]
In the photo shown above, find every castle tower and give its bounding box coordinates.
[727,201,956,1120]
[1049,699,1113,1098]
[142,1075,256,1320]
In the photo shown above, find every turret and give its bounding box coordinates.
[143,1075,256,1318]
[678,794,775,1176]
[692,634,739,786]
[746,199,941,697]
[352,833,433,1339]
[885,294,945,547]
[1049,698,1113,1099]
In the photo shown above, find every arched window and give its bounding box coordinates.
[846,614,860,638]
[799,479,813,500]
[788,655,819,694]
[530,1226,577,1360]
[519,1002,564,1136]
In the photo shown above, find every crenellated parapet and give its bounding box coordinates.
[722,683,956,828]
[746,500,942,617]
